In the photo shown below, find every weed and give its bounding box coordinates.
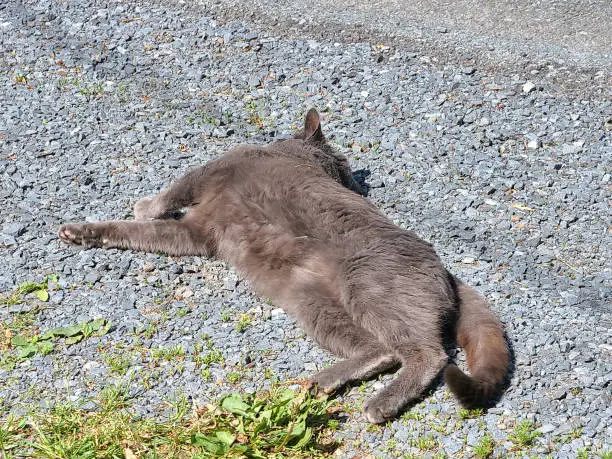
[236,313,252,332]
[5,318,110,362]
[458,407,484,419]
[220,309,232,322]
[104,352,131,376]
[473,433,494,458]
[226,371,241,384]
[576,448,590,459]
[508,420,541,448]
[264,367,276,380]
[13,73,27,84]
[78,82,104,97]
[200,348,224,366]
[140,323,157,339]
[151,344,185,361]
[570,426,583,439]
[200,368,211,381]
[414,433,437,451]
[1,274,57,305]
[402,408,425,422]
[4,385,340,457]
[570,386,582,396]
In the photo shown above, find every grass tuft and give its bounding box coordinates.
[508,419,541,448]
[1,385,339,457]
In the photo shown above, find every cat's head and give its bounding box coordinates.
[292,109,364,195]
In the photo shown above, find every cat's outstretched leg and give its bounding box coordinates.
[59,217,213,256]
[363,340,447,424]
[295,293,398,395]
[134,165,209,220]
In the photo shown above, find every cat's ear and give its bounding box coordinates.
[303,109,324,141]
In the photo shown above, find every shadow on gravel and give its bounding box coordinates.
[352,169,371,196]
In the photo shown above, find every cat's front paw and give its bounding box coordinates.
[133,197,155,220]
[58,224,103,247]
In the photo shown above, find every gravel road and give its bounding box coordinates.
[1,0,610,456]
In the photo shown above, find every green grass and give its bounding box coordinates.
[150,344,185,361]
[413,433,437,451]
[226,371,242,384]
[220,309,232,322]
[458,407,484,419]
[508,420,541,448]
[236,313,252,333]
[0,385,339,457]
[103,352,132,376]
[196,348,224,366]
[473,433,494,458]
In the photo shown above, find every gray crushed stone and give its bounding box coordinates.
[0,0,610,456]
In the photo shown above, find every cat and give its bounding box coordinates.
[59,109,509,423]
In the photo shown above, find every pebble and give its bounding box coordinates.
[522,81,536,93]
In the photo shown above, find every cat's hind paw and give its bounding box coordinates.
[363,392,405,424]
[301,379,332,399]
[58,224,104,247]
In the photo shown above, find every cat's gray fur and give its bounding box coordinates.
[59,109,509,423]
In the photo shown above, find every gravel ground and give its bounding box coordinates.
[197,0,612,98]
[1,0,610,457]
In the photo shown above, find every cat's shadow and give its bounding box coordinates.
[352,169,371,197]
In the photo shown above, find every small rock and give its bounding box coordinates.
[174,286,193,299]
[2,222,26,237]
[527,137,540,149]
[551,388,567,400]
[222,277,236,291]
[522,81,536,93]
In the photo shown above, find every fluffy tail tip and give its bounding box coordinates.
[444,364,497,409]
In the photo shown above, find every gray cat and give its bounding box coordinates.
[59,109,509,423]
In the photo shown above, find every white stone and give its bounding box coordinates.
[522,81,536,93]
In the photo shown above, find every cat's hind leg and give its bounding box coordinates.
[295,294,399,395]
[363,340,447,424]
[59,215,213,256]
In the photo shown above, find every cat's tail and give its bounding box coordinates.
[443,278,509,408]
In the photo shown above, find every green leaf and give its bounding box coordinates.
[253,412,271,437]
[39,330,55,340]
[65,335,83,345]
[288,419,306,439]
[17,281,45,295]
[220,394,252,417]
[38,341,54,355]
[48,325,82,337]
[10,335,29,347]
[89,319,105,331]
[97,321,111,336]
[215,430,235,446]
[292,426,313,449]
[190,433,227,455]
[46,274,59,287]
[34,289,49,302]
[18,344,37,359]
